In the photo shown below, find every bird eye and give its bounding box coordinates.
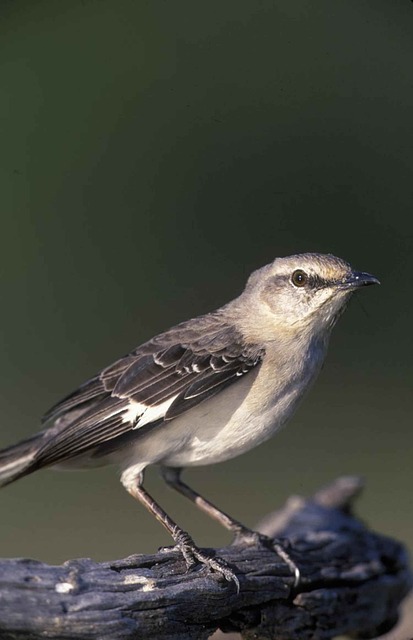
[291,269,308,287]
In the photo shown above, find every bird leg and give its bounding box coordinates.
[161,466,264,543]
[161,466,300,587]
[123,471,239,590]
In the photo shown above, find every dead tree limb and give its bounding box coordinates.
[0,477,411,640]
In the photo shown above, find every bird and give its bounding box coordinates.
[0,252,379,587]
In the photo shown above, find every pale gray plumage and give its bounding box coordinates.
[0,252,379,585]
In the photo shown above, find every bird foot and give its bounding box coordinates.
[172,530,240,592]
[232,526,270,548]
[272,541,301,588]
[232,526,300,588]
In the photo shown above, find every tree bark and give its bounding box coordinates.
[0,477,411,640]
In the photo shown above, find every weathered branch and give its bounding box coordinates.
[0,477,411,640]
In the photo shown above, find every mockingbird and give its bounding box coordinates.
[0,253,379,587]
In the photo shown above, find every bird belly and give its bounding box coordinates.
[159,356,319,467]
[118,340,326,473]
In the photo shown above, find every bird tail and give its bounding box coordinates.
[0,434,41,488]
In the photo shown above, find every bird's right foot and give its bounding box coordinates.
[232,525,300,588]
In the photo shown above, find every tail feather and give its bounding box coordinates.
[0,434,41,488]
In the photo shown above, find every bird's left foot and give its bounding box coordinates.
[187,544,240,591]
[167,530,240,591]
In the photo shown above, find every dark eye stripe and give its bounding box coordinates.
[269,272,329,290]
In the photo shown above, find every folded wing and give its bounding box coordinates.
[35,314,264,467]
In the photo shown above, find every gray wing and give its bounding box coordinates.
[34,313,264,467]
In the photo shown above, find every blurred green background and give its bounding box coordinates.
[0,0,412,574]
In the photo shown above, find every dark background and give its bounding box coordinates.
[0,0,412,574]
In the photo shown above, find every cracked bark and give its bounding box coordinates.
[0,477,411,640]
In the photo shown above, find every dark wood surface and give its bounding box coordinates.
[0,477,411,640]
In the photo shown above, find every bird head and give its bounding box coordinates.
[239,253,379,341]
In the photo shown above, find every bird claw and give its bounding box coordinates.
[188,545,240,592]
[232,527,301,589]
[272,541,301,588]
[172,531,240,591]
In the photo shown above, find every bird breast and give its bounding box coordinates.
[149,337,327,468]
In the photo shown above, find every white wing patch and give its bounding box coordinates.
[122,397,178,429]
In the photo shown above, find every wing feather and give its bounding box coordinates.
[42,377,106,423]
[36,413,128,466]
[35,313,264,468]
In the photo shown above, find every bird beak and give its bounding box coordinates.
[339,271,380,290]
